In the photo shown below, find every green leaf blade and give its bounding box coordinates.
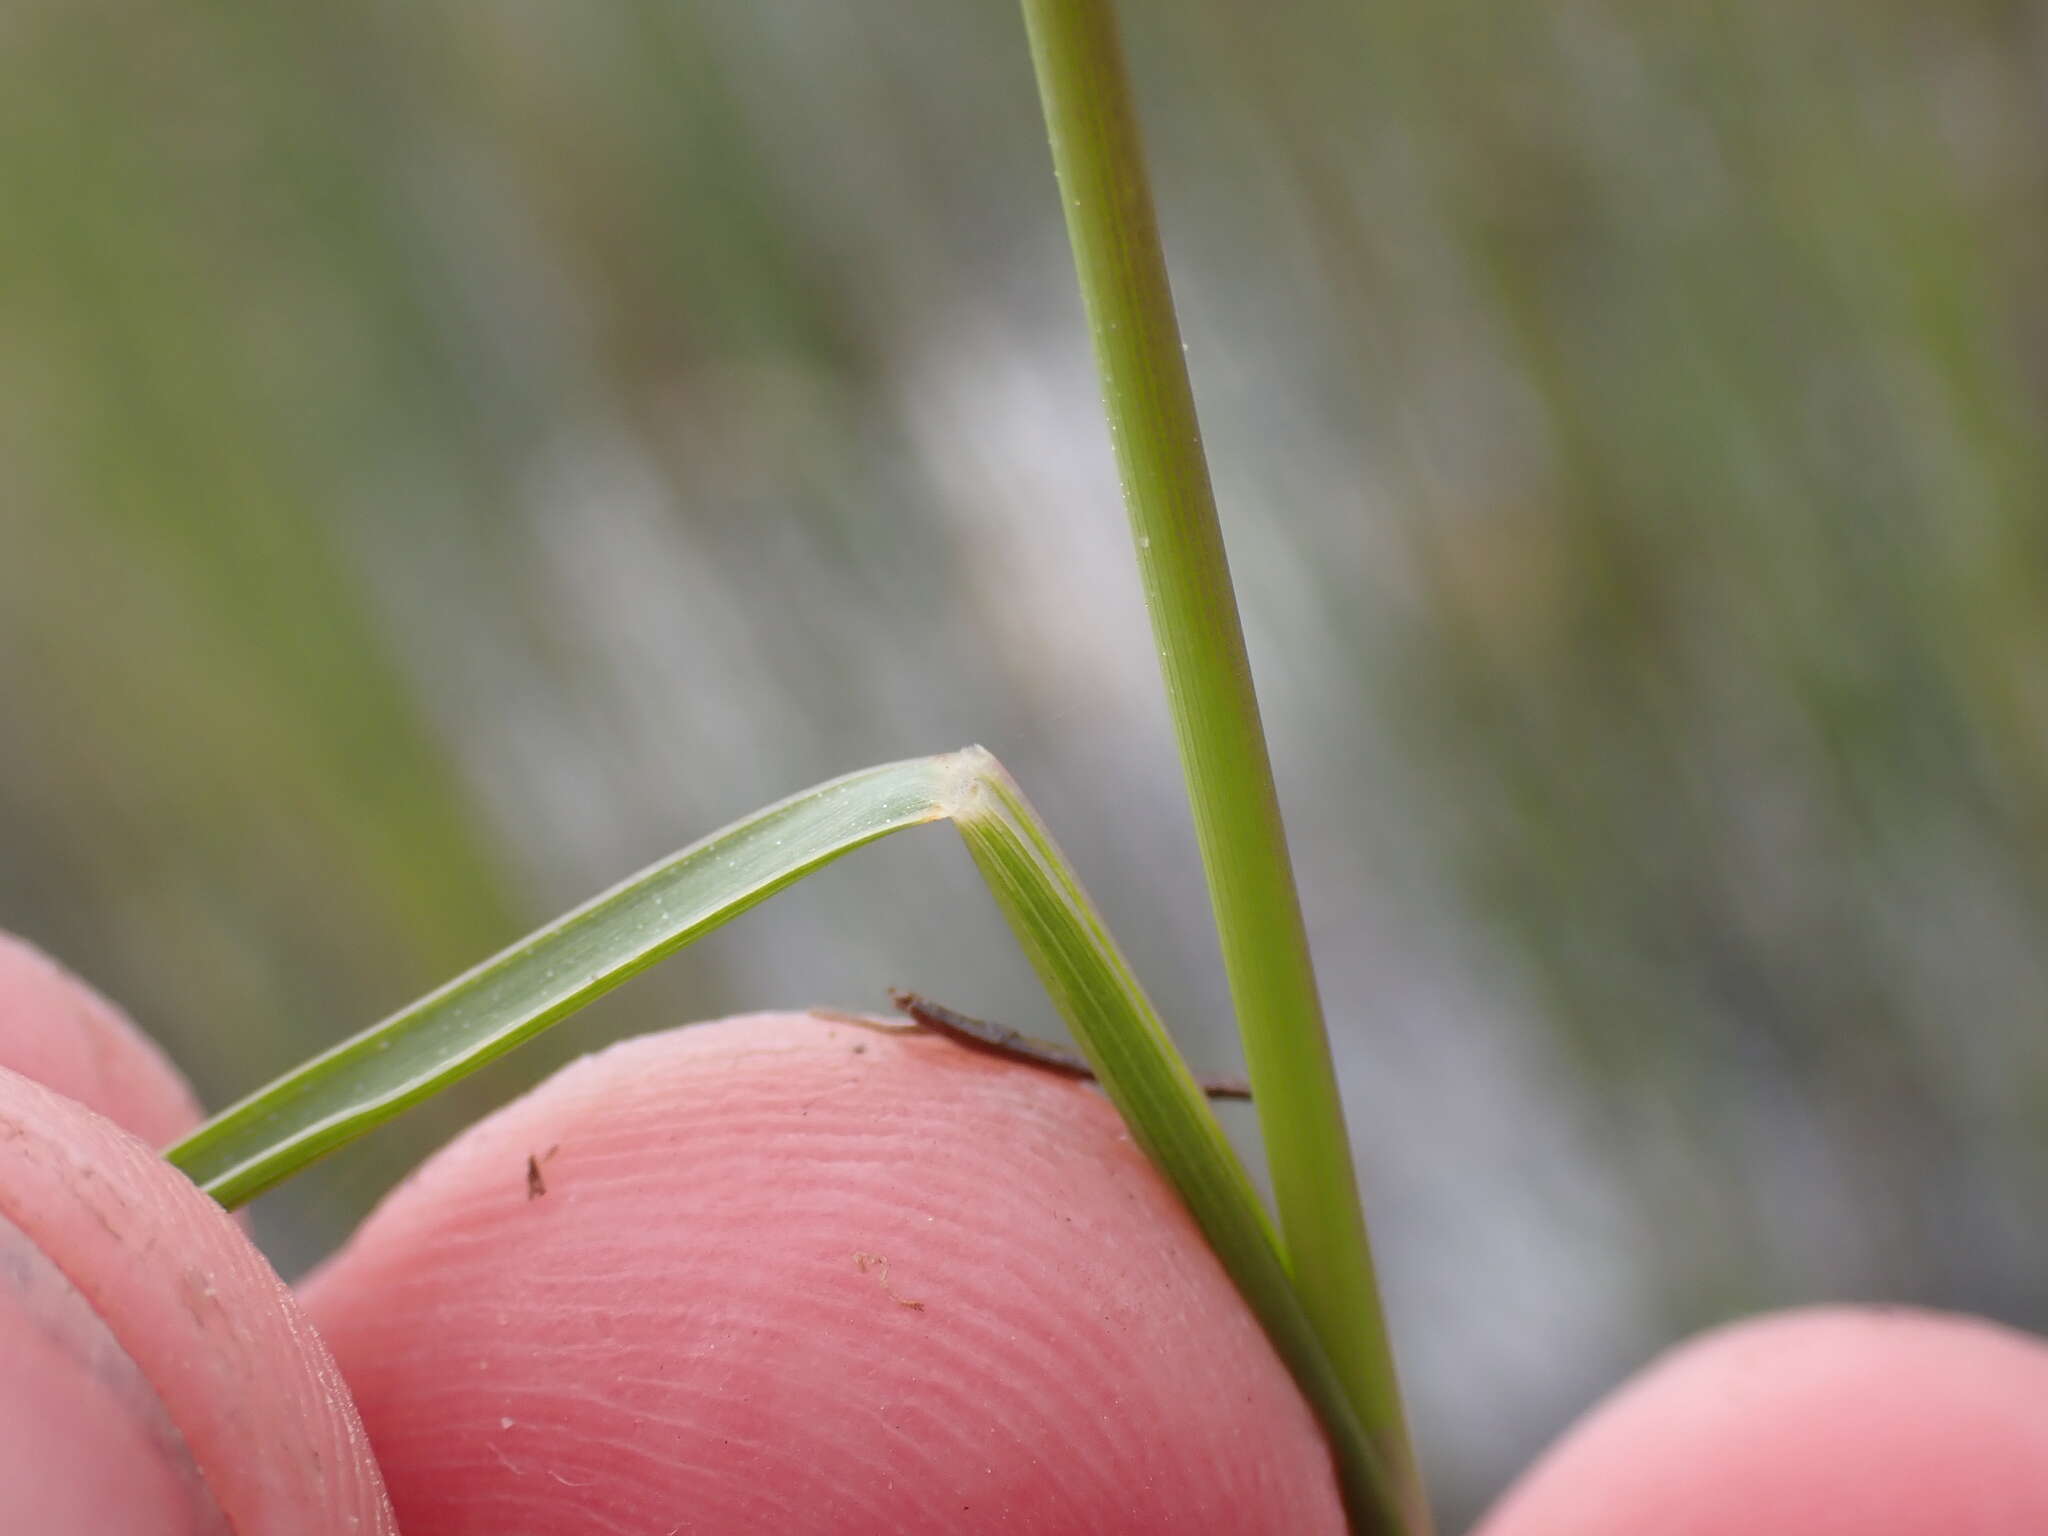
[167,756,952,1207]
[944,749,1398,1530]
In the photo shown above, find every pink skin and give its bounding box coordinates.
[297,1012,1350,1534]
[0,934,201,1145]
[0,935,394,1534]
[5,926,2048,1531]
[1476,1307,2048,1536]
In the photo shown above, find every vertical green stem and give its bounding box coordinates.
[1017,3,1428,1531]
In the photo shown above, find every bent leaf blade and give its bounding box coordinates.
[167,756,951,1206]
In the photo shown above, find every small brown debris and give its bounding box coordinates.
[853,1251,925,1310]
[525,1144,560,1200]
[889,989,1253,1100]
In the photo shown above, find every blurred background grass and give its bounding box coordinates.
[5,0,2047,1520]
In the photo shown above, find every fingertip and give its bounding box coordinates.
[0,932,201,1145]
[305,1010,1345,1535]
[1477,1305,2048,1535]
[0,1257,208,1534]
[0,1066,395,1535]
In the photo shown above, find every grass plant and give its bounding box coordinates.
[1018,4,1423,1528]
[164,3,1422,1531]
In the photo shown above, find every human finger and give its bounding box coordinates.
[0,929,396,1534]
[302,1010,1346,1535]
[0,932,200,1144]
[1476,1305,2048,1535]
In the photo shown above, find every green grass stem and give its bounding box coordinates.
[1016,3,1427,1529]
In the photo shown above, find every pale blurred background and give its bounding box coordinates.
[5,1,2048,1521]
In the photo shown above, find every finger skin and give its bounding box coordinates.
[0,1064,398,1534]
[1476,1306,2048,1536]
[302,1011,1347,1535]
[0,1260,209,1535]
[0,932,201,1145]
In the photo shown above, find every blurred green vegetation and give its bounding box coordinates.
[5,0,2046,1520]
